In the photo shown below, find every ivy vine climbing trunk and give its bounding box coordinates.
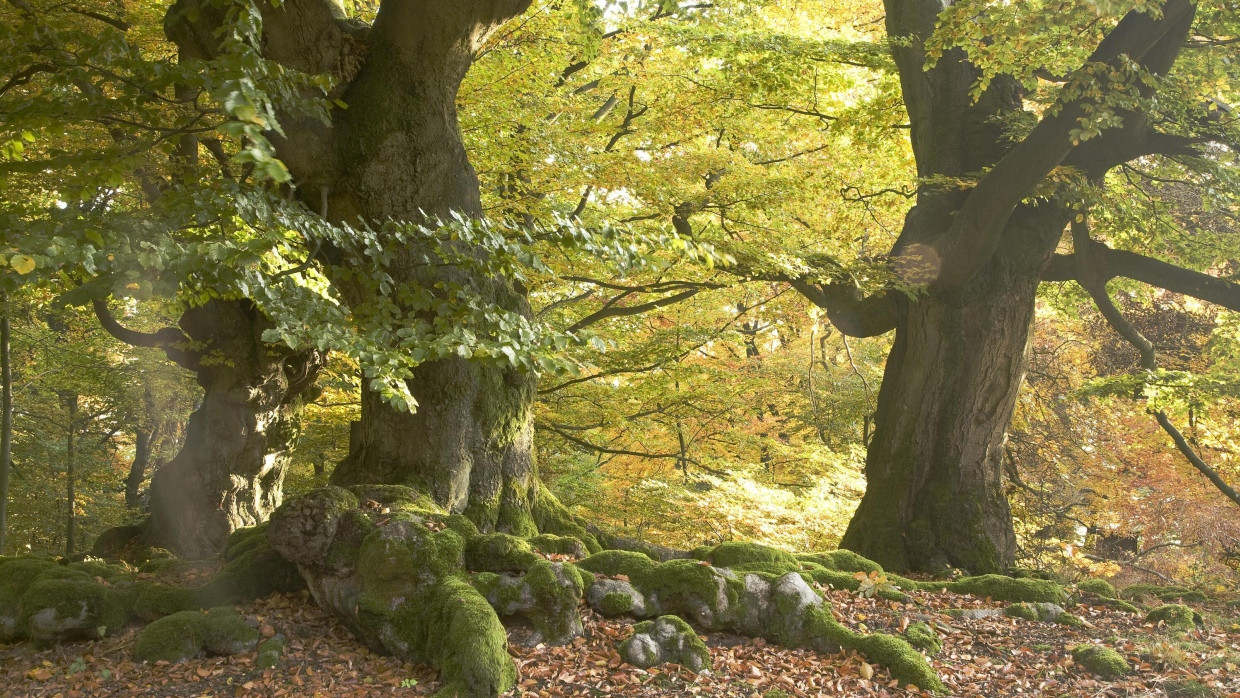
[93,299,324,559]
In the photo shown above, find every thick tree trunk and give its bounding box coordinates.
[841,205,1066,573]
[144,300,324,558]
[322,9,542,533]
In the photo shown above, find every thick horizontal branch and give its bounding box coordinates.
[92,300,199,370]
[1043,248,1240,312]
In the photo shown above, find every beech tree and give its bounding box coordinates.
[786,0,1240,573]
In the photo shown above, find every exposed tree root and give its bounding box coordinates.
[1,486,1090,697]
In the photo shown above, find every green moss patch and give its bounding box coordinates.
[797,550,883,574]
[707,542,797,570]
[946,574,1066,603]
[904,621,942,656]
[256,633,287,669]
[1077,578,1117,599]
[1145,604,1200,633]
[1071,643,1129,679]
[134,607,259,663]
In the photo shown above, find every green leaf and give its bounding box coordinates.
[10,254,36,275]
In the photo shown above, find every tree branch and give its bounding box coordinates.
[900,0,1197,290]
[91,300,199,370]
[1069,214,1240,509]
[1043,247,1240,313]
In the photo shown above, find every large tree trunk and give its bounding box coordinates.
[841,206,1065,572]
[144,300,324,558]
[320,4,542,533]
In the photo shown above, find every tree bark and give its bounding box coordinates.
[144,300,324,558]
[823,0,1198,573]
[125,429,152,509]
[0,304,11,552]
[279,0,542,533]
[840,205,1066,572]
[63,393,77,556]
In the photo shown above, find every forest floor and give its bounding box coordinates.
[0,562,1237,697]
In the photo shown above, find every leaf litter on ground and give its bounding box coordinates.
[0,581,1237,696]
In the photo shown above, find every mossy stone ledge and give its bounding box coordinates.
[576,550,944,692]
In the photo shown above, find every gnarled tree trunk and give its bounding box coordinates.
[148,300,324,558]
[814,0,1198,573]
[94,299,324,558]
[840,205,1066,572]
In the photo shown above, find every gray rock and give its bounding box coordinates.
[587,578,647,617]
[620,616,711,672]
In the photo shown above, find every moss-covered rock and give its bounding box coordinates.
[255,633,287,669]
[707,542,798,570]
[1145,603,1200,633]
[1004,603,1040,621]
[470,561,585,645]
[586,579,647,617]
[133,610,201,662]
[19,577,130,642]
[134,607,259,662]
[904,621,942,656]
[1071,643,1129,679]
[529,534,588,559]
[465,533,541,573]
[947,574,1066,603]
[0,557,58,640]
[195,540,304,606]
[1120,583,1206,604]
[797,550,883,574]
[267,485,361,567]
[850,631,944,692]
[1001,602,1067,623]
[585,551,944,692]
[1077,578,1117,599]
[130,582,198,621]
[620,616,711,672]
[267,487,520,696]
[1056,612,1086,628]
[1089,596,1142,614]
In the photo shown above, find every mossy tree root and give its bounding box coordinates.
[268,485,522,697]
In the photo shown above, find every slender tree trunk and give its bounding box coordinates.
[125,429,152,509]
[64,393,77,556]
[144,300,324,558]
[0,306,12,552]
[841,205,1066,573]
